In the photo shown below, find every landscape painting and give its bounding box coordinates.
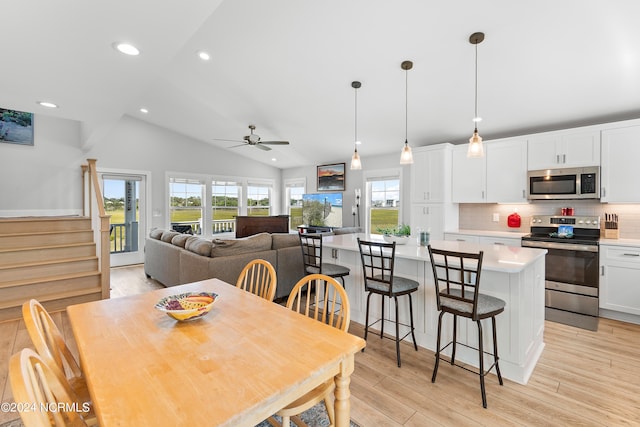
[317,162,345,191]
[0,108,34,145]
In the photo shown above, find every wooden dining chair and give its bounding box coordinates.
[268,274,350,427]
[9,348,97,427]
[236,259,277,301]
[22,299,90,404]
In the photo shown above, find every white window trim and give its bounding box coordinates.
[284,177,306,230]
[363,168,403,235]
[166,172,275,237]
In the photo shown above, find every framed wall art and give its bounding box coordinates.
[0,108,34,145]
[317,162,345,191]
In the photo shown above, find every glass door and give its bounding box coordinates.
[101,173,146,266]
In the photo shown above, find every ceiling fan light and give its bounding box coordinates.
[467,129,484,158]
[350,149,362,170]
[400,141,414,164]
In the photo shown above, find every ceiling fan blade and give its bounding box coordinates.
[259,141,289,145]
[255,144,272,151]
[212,138,244,143]
[227,143,248,149]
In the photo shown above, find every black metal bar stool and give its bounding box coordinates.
[299,233,350,286]
[357,238,419,367]
[427,245,505,408]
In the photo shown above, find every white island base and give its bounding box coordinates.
[323,233,547,385]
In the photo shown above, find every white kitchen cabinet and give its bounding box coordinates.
[452,139,527,203]
[600,244,640,319]
[411,204,445,241]
[452,144,486,203]
[444,232,480,243]
[410,144,457,241]
[601,125,640,203]
[486,138,528,203]
[478,236,521,247]
[527,129,600,170]
[411,145,448,203]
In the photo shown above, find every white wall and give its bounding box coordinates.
[0,114,283,231]
[282,152,412,229]
[86,115,282,230]
[0,115,84,215]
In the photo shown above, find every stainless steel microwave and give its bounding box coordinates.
[527,166,600,200]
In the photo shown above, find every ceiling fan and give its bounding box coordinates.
[212,124,289,151]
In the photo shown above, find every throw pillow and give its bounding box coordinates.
[171,233,191,248]
[149,229,165,240]
[185,236,213,257]
[161,230,180,243]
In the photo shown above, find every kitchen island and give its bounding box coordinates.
[323,233,547,384]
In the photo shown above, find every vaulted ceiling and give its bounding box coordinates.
[3,1,640,168]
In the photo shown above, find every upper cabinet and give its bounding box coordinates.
[411,144,451,203]
[486,138,528,203]
[452,138,527,203]
[527,129,600,170]
[452,144,486,203]
[601,125,640,203]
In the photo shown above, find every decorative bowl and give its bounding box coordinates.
[154,292,218,321]
[382,235,410,245]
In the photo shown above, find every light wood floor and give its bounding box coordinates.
[2,265,640,426]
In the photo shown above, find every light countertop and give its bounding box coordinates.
[600,238,640,247]
[445,229,530,238]
[323,233,546,273]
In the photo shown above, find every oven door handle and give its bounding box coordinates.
[521,240,599,252]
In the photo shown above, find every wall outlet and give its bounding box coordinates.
[492,213,500,222]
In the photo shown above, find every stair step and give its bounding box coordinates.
[0,287,103,323]
[0,272,101,307]
[0,230,94,249]
[0,257,98,285]
[0,243,96,267]
[0,216,91,234]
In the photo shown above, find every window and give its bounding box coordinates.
[285,179,305,231]
[211,181,240,234]
[169,178,205,234]
[367,174,400,234]
[247,183,271,216]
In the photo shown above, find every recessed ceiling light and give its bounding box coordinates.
[197,50,211,61]
[271,158,277,162]
[37,101,58,108]
[355,140,362,145]
[139,108,149,114]
[113,42,140,56]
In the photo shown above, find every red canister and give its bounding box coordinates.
[508,212,521,228]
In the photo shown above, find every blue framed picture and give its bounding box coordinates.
[0,108,34,145]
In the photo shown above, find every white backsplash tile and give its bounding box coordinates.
[459,201,640,239]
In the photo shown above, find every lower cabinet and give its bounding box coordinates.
[600,244,640,319]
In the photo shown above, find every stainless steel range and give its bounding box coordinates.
[521,215,600,331]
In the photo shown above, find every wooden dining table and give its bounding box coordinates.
[67,278,366,426]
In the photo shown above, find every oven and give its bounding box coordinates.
[521,215,600,331]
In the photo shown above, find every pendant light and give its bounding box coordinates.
[350,81,362,170]
[467,32,485,158]
[400,60,414,164]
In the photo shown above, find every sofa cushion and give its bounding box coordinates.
[171,233,191,248]
[161,230,180,243]
[185,236,213,257]
[271,233,300,250]
[149,229,165,240]
[211,232,272,257]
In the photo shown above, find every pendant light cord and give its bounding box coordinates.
[354,86,358,145]
[474,42,478,129]
[405,68,408,142]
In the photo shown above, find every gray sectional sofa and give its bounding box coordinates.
[144,230,305,300]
